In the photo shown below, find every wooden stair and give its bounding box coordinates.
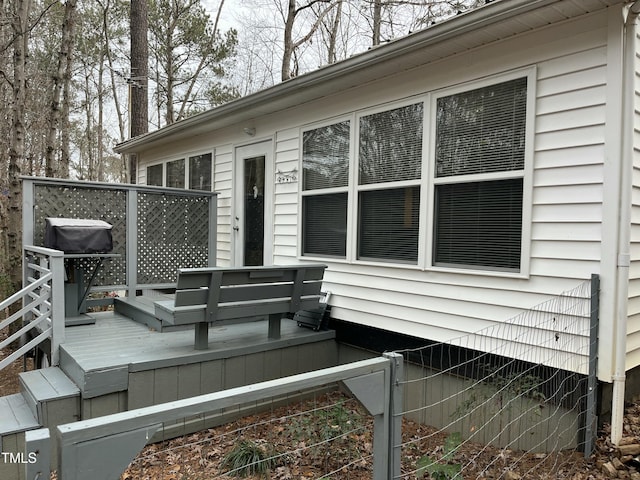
[0,367,80,480]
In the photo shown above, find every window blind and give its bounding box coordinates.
[167,158,185,188]
[303,121,350,190]
[147,164,163,186]
[302,193,348,257]
[435,77,527,178]
[434,179,523,271]
[358,187,420,263]
[359,103,423,185]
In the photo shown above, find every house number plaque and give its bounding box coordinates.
[275,168,298,184]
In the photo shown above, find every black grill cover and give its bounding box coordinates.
[44,218,113,254]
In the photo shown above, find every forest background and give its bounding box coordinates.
[0,0,488,298]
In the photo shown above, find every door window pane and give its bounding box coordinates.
[244,156,265,266]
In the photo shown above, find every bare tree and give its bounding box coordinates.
[130,0,148,138]
[7,0,31,290]
[45,0,77,179]
[280,0,340,81]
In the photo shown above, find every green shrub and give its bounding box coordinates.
[221,439,276,478]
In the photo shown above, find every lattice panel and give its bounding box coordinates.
[33,185,127,287]
[137,192,210,284]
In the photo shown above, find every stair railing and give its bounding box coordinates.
[0,246,65,371]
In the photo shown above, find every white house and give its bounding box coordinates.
[115,0,640,441]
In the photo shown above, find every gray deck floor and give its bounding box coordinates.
[61,310,335,373]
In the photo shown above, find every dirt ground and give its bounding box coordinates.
[0,346,634,480]
[119,390,614,480]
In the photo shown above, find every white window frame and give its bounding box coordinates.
[144,150,214,191]
[425,68,535,277]
[299,116,353,261]
[352,99,427,266]
[297,68,535,278]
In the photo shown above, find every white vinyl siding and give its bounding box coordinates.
[214,145,233,266]
[274,129,301,264]
[628,22,640,367]
[320,23,608,376]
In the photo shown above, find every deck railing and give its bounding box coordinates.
[22,177,218,297]
[0,246,65,371]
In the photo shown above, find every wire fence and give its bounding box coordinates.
[396,276,598,479]
[120,389,375,480]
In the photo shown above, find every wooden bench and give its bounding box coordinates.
[154,264,328,350]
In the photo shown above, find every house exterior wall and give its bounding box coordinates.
[134,8,628,382]
[629,16,640,369]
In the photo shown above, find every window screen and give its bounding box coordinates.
[359,103,423,185]
[358,187,420,263]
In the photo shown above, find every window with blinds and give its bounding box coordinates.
[357,103,423,263]
[301,121,350,257]
[358,187,420,262]
[433,77,527,271]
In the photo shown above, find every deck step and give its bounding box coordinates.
[0,394,40,437]
[19,367,80,426]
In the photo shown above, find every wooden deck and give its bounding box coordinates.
[58,305,337,400]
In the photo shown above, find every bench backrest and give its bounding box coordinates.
[174,264,327,322]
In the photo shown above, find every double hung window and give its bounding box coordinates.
[433,77,527,271]
[357,103,423,263]
[301,121,350,257]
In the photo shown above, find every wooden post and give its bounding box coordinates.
[49,249,66,366]
[126,189,138,299]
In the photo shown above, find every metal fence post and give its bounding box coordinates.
[584,273,600,457]
[384,351,403,479]
[49,250,65,366]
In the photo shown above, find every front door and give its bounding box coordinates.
[234,141,273,266]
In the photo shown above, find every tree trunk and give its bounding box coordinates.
[130,0,149,182]
[60,0,77,179]
[45,0,77,179]
[326,0,342,64]
[8,0,31,291]
[281,0,296,81]
[372,0,381,46]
